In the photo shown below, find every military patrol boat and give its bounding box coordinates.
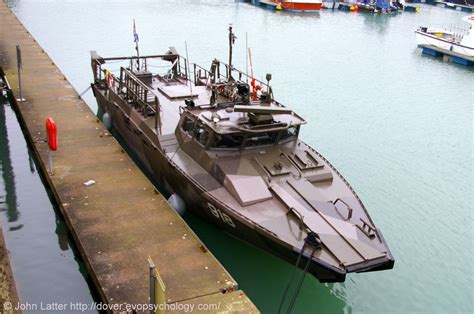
[90,27,394,282]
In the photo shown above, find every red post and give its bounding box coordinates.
[45,117,58,151]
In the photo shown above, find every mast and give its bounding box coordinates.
[228,25,236,80]
[245,32,248,84]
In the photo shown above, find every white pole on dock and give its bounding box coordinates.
[16,45,25,102]
[148,257,156,314]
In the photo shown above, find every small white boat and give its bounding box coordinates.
[415,15,474,62]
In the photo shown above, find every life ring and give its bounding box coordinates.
[468,16,474,20]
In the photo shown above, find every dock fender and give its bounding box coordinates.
[168,193,186,215]
[103,111,112,131]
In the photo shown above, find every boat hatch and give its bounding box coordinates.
[289,150,325,171]
[157,84,199,100]
[223,174,272,206]
[262,155,294,177]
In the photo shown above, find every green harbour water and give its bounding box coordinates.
[0,1,473,313]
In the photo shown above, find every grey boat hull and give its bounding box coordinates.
[93,85,394,283]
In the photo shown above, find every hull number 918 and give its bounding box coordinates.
[208,203,236,228]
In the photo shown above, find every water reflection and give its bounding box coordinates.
[183,212,348,313]
[0,95,98,311]
[362,12,391,35]
[4,0,18,7]
[54,211,70,251]
[0,99,20,224]
[28,147,36,174]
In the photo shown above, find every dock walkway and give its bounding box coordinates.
[406,0,474,12]
[420,44,474,65]
[0,2,258,312]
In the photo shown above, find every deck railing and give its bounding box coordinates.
[427,25,469,38]
[119,67,157,116]
[192,60,270,90]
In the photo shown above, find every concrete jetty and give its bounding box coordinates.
[0,1,258,312]
[0,225,21,313]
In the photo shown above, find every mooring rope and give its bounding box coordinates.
[277,242,306,314]
[277,232,321,314]
[78,85,92,99]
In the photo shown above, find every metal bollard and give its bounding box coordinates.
[148,256,166,314]
[148,257,156,314]
[16,45,25,102]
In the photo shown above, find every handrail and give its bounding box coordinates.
[99,53,180,62]
[333,198,353,220]
[288,207,307,232]
[193,61,270,90]
[249,156,272,184]
[121,67,152,92]
[234,124,290,134]
[120,67,158,118]
[280,152,302,180]
[425,24,469,36]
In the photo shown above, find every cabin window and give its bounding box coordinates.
[209,133,245,149]
[279,126,299,142]
[181,116,195,136]
[245,131,279,147]
[195,124,211,146]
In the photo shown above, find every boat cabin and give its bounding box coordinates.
[177,103,306,150]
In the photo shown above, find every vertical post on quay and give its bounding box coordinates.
[148,257,156,314]
[148,256,166,314]
[16,45,25,102]
[45,117,58,174]
[47,149,53,174]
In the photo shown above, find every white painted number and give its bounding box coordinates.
[208,203,236,228]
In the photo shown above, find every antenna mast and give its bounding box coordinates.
[185,41,194,100]
[133,19,140,71]
[245,32,248,84]
[228,24,236,80]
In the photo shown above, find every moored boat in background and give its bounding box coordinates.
[415,15,474,65]
[279,0,323,11]
[245,0,323,12]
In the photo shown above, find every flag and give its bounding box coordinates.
[133,19,139,44]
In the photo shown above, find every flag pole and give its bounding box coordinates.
[136,40,140,71]
[133,19,140,71]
